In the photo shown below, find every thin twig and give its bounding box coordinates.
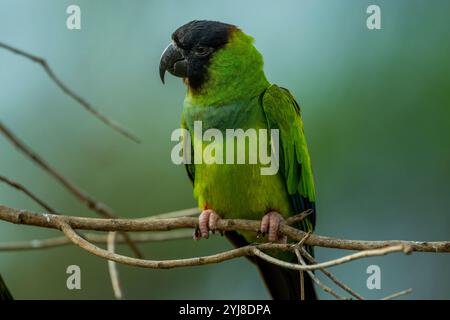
[0,175,56,213]
[296,230,309,300]
[0,122,114,216]
[252,245,408,271]
[299,247,365,300]
[151,207,199,219]
[107,232,123,300]
[0,230,192,251]
[300,270,305,300]
[0,123,143,258]
[0,41,140,143]
[294,248,346,300]
[285,209,312,225]
[381,288,413,300]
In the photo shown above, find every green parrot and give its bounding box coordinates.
[160,20,317,300]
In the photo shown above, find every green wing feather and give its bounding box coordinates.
[181,113,195,184]
[181,84,316,230]
[261,84,316,230]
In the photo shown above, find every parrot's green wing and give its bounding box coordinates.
[261,84,316,231]
[181,113,195,184]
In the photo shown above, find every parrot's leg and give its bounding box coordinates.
[193,209,221,240]
[260,211,287,243]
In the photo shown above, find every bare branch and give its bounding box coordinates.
[381,288,413,300]
[55,218,412,271]
[0,41,140,143]
[299,247,365,300]
[107,232,123,300]
[0,205,438,299]
[1,205,448,253]
[152,207,199,219]
[0,175,56,213]
[252,245,409,271]
[299,269,305,300]
[0,205,417,271]
[1,122,114,216]
[2,176,146,298]
[294,248,346,300]
[285,209,312,225]
[57,219,284,269]
[0,230,192,251]
[0,123,143,258]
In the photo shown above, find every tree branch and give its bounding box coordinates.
[0,37,443,300]
[0,122,143,258]
[1,205,448,253]
[107,231,123,300]
[0,175,56,213]
[381,288,413,300]
[54,217,411,271]
[298,247,365,300]
[0,204,446,299]
[251,245,409,271]
[0,41,140,143]
[0,230,192,251]
[294,247,346,300]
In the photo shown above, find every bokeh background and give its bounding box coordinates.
[1,0,449,299]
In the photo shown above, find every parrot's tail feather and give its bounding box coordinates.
[254,256,317,300]
[225,231,317,300]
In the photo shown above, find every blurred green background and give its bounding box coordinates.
[1,0,449,299]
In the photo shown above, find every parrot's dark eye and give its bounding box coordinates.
[193,46,212,57]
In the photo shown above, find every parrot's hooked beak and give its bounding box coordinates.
[159,43,188,84]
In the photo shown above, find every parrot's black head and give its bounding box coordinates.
[159,20,237,90]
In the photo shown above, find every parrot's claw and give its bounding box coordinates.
[260,211,287,243]
[193,225,201,240]
[196,209,221,239]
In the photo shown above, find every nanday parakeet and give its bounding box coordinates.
[160,20,317,300]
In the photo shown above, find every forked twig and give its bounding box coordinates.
[299,247,365,300]
[0,175,56,213]
[0,122,143,258]
[294,247,346,300]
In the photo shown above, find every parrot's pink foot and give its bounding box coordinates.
[260,211,287,243]
[193,209,221,240]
